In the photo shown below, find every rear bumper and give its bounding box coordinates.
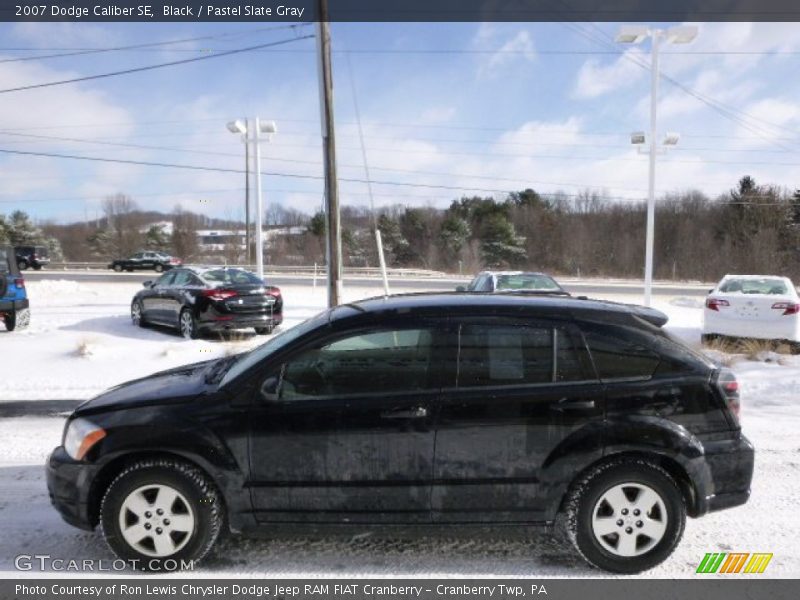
[704,310,800,342]
[0,298,29,312]
[199,311,283,332]
[692,433,755,517]
[45,446,96,531]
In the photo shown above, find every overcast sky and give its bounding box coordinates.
[0,21,798,223]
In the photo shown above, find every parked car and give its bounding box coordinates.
[131,266,282,338]
[15,244,50,270]
[703,274,800,346]
[457,270,569,295]
[109,251,181,273]
[0,245,30,331]
[47,293,752,573]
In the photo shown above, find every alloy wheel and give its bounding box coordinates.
[591,482,668,557]
[131,302,142,326]
[180,311,194,339]
[118,484,195,558]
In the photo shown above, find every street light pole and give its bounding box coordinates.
[244,119,251,265]
[253,117,265,279]
[616,25,697,306]
[644,32,661,307]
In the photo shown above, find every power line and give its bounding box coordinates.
[0,34,315,94]
[0,24,309,64]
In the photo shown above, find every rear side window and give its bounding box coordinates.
[456,323,592,388]
[582,324,660,380]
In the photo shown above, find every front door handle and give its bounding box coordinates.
[554,398,596,411]
[380,406,428,419]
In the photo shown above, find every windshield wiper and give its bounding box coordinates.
[204,355,240,384]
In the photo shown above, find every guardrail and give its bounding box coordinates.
[43,262,450,278]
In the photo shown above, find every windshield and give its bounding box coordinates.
[719,278,788,295]
[496,273,562,291]
[219,309,331,387]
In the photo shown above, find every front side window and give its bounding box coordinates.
[153,272,176,288]
[280,328,436,399]
[171,271,194,287]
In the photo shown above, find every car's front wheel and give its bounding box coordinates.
[131,300,146,328]
[562,459,685,573]
[100,459,223,569]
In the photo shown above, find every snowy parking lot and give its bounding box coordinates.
[0,279,798,577]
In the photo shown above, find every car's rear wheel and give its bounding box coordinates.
[179,309,199,339]
[113,264,123,272]
[4,307,30,331]
[131,300,146,328]
[562,459,685,573]
[155,264,164,273]
[32,264,42,270]
[255,325,274,335]
[100,458,223,569]
[18,259,28,270]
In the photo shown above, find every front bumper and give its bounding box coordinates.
[692,433,755,517]
[45,446,97,531]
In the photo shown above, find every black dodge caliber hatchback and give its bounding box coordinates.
[47,293,753,573]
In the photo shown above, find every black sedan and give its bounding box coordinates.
[109,251,181,273]
[131,266,282,338]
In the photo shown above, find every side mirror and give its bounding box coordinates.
[143,280,154,288]
[259,373,281,402]
[455,285,466,292]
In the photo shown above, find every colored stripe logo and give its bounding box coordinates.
[697,553,773,574]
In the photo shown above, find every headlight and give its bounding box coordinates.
[63,418,106,461]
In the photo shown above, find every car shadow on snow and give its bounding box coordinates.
[0,465,589,577]
[60,315,259,343]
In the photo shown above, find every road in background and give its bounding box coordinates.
[23,270,711,297]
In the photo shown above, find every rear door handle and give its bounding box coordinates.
[380,406,428,419]
[554,398,596,411]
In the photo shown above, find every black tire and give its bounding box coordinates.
[700,334,717,345]
[113,264,123,273]
[131,300,147,328]
[18,259,28,270]
[255,325,274,335]
[561,458,686,574]
[179,308,200,339]
[4,307,30,332]
[100,458,224,570]
[154,264,164,273]
[32,264,42,271]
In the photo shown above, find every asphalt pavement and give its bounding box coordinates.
[22,269,711,297]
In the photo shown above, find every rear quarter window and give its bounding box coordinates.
[581,320,709,380]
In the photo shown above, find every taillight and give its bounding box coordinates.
[170,257,180,264]
[716,369,741,427]
[771,302,800,315]
[706,297,730,311]
[14,278,24,288]
[202,288,238,302]
[266,286,281,298]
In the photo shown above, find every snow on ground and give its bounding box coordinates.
[0,281,798,577]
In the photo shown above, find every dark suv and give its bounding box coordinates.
[15,244,49,270]
[46,294,753,573]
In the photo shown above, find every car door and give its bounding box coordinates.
[247,321,446,523]
[431,316,604,523]
[163,270,194,324]
[141,271,176,323]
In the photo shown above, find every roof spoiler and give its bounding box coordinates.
[631,305,669,327]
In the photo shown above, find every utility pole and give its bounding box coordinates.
[253,116,265,280]
[644,32,660,308]
[316,0,342,307]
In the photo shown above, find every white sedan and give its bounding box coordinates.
[702,275,800,344]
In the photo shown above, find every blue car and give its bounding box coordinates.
[0,245,30,331]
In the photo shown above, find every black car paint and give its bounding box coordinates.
[134,267,283,335]
[109,252,177,272]
[47,293,754,537]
